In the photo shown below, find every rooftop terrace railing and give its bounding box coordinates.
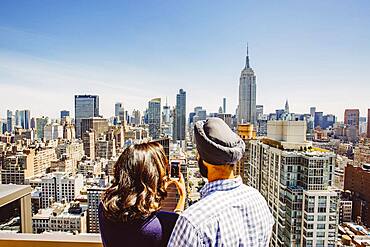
[0,232,103,247]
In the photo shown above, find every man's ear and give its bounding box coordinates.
[202,159,211,168]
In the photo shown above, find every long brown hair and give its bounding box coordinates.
[101,142,168,222]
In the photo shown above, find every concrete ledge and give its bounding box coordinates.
[0,233,103,247]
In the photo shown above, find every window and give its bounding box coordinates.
[306,240,313,247]
[306,231,313,237]
[307,206,315,213]
[317,224,326,230]
[317,232,325,237]
[317,215,326,221]
[305,214,314,221]
[318,207,326,213]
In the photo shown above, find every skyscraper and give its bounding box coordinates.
[6,110,13,133]
[115,102,123,117]
[163,98,171,124]
[175,89,186,141]
[15,110,20,127]
[314,112,324,128]
[36,116,49,140]
[148,98,161,139]
[18,110,30,129]
[285,99,290,113]
[74,95,99,138]
[223,98,226,113]
[238,45,256,125]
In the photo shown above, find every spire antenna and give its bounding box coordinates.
[245,43,250,68]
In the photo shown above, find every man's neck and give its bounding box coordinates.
[207,172,235,183]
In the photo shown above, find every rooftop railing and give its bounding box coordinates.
[0,232,103,247]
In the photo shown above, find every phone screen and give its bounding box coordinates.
[170,162,180,178]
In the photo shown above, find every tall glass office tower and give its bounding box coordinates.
[19,110,30,129]
[175,89,186,141]
[148,98,161,139]
[75,95,99,138]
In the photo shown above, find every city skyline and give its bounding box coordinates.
[1,1,370,120]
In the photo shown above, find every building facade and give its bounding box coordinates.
[344,109,360,133]
[235,123,255,184]
[87,186,105,233]
[344,163,370,227]
[1,151,35,185]
[82,131,95,160]
[80,117,108,140]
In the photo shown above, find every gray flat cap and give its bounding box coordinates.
[194,117,245,165]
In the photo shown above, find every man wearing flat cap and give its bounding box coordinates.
[168,118,274,247]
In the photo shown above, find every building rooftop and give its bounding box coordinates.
[31,172,83,181]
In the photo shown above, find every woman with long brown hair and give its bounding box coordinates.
[98,142,186,247]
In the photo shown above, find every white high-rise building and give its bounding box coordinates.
[31,172,84,208]
[249,121,338,247]
[238,45,256,125]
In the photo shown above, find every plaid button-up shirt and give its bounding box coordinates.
[168,176,274,247]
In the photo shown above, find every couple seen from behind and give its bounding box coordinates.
[99,117,274,247]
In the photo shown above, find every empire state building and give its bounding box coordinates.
[238,45,256,125]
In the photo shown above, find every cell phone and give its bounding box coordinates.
[170,162,180,178]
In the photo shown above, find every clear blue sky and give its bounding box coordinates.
[0,0,369,120]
